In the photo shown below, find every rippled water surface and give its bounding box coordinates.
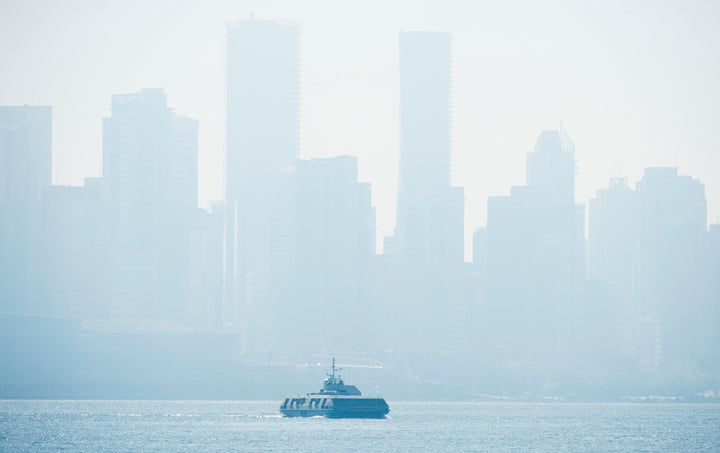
[1,400,719,451]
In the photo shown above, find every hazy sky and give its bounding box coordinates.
[2,0,719,255]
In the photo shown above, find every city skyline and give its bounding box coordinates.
[2,0,719,258]
[1,2,719,403]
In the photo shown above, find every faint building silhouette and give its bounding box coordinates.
[587,178,637,358]
[384,31,467,353]
[37,180,103,318]
[102,88,198,320]
[187,202,225,331]
[293,156,376,353]
[468,227,488,349]
[0,105,51,314]
[225,19,299,350]
[588,169,713,367]
[391,31,463,267]
[636,167,706,364]
[0,106,52,204]
[704,224,720,365]
[526,130,575,205]
[484,129,582,364]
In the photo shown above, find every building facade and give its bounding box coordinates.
[225,19,299,349]
[0,105,52,314]
[102,88,198,320]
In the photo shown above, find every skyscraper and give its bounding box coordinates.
[38,180,103,318]
[636,167,706,363]
[705,224,720,365]
[392,31,463,268]
[102,88,198,320]
[385,31,466,353]
[484,130,581,364]
[397,32,451,199]
[526,129,575,205]
[0,105,51,313]
[587,168,709,365]
[225,19,299,346]
[0,105,52,204]
[294,156,376,352]
[587,178,637,353]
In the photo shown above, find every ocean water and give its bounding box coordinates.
[1,400,719,452]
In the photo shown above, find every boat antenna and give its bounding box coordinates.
[328,357,342,380]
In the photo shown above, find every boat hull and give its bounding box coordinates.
[280,396,389,419]
[280,408,388,419]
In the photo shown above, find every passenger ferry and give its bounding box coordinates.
[279,358,390,418]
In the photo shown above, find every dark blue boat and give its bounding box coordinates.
[279,358,390,418]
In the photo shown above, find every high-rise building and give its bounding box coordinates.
[636,167,706,363]
[588,178,636,281]
[526,130,575,205]
[0,106,52,204]
[392,31,463,267]
[704,224,720,365]
[587,169,712,366]
[484,130,581,364]
[294,156,376,352]
[225,19,299,346]
[186,202,225,331]
[0,105,51,313]
[383,31,466,353]
[397,32,451,196]
[37,180,103,318]
[102,88,198,320]
[587,178,637,353]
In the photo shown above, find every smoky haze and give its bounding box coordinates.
[0,0,719,400]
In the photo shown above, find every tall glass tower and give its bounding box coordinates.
[388,31,465,352]
[225,19,299,345]
[393,31,463,268]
